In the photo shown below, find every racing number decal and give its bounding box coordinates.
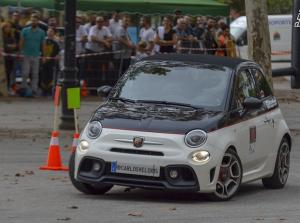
[249,126,256,153]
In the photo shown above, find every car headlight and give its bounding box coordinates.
[86,121,102,139]
[78,140,89,152]
[192,151,210,163]
[184,129,207,148]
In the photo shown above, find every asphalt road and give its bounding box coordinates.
[0,99,300,223]
[1,70,300,223]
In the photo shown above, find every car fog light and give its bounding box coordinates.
[192,151,210,163]
[169,169,179,179]
[78,140,89,152]
[92,162,102,172]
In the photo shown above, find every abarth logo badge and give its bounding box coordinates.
[133,137,144,148]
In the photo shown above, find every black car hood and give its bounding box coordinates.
[91,101,226,134]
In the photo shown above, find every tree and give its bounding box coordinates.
[267,0,293,14]
[245,0,272,88]
[218,0,292,15]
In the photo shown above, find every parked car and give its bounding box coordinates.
[230,15,292,61]
[69,54,291,201]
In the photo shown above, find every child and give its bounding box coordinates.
[41,27,60,96]
[135,41,148,61]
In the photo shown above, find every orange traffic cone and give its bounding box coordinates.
[81,80,88,97]
[40,131,68,171]
[71,133,80,153]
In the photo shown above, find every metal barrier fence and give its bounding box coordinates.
[70,50,125,94]
[0,49,125,95]
[0,46,292,96]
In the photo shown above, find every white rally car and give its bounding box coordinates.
[69,54,291,201]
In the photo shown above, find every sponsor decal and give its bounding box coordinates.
[295,10,300,28]
[133,137,144,148]
[111,161,160,177]
[264,97,278,110]
[269,19,291,26]
[249,126,256,153]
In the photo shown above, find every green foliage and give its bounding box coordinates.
[218,0,293,15]
[218,0,245,13]
[267,0,293,14]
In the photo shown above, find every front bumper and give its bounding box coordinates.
[75,128,225,192]
[77,156,199,191]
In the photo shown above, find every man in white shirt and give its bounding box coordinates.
[113,15,135,74]
[109,10,122,37]
[85,16,112,83]
[139,16,155,54]
[76,16,88,81]
[84,14,96,34]
[76,16,87,55]
[86,16,112,53]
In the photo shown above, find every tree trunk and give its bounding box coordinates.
[245,0,273,88]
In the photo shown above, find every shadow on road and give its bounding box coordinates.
[70,182,269,204]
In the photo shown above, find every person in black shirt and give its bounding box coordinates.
[204,19,218,55]
[41,27,60,96]
[2,22,19,94]
[193,16,206,41]
[154,16,177,53]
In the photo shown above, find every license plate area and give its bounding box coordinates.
[111,161,160,177]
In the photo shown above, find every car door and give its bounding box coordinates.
[228,68,267,175]
[251,68,278,155]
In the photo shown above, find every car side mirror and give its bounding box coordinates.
[97,85,112,98]
[243,97,263,110]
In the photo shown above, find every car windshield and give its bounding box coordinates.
[111,61,231,110]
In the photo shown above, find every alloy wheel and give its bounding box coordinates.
[278,141,290,185]
[215,152,242,200]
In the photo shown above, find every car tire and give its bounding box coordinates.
[206,149,243,201]
[262,138,290,189]
[69,152,113,195]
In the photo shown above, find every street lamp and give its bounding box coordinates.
[59,0,78,130]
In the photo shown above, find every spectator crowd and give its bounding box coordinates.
[1,9,237,97]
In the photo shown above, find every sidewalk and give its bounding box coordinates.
[0,98,99,138]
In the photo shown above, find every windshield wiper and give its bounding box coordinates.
[136,100,202,110]
[109,97,137,103]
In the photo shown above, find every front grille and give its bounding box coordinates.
[77,158,199,191]
[110,148,164,156]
